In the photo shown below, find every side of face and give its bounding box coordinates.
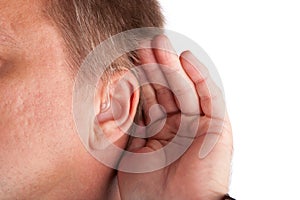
[0,1,112,199]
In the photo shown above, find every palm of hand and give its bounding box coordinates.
[118,36,233,200]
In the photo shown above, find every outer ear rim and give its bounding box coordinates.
[93,70,141,145]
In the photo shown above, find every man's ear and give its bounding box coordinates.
[92,70,140,148]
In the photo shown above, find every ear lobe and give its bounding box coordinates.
[94,71,140,146]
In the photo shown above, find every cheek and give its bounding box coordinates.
[0,65,78,185]
[0,72,73,145]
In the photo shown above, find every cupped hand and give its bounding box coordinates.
[117,35,233,200]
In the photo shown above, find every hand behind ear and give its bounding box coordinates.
[117,35,233,200]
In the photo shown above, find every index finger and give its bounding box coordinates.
[180,51,226,120]
[151,35,200,115]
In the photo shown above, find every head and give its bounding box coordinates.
[0,0,164,199]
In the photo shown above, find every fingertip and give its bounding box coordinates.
[152,34,168,45]
[180,50,193,66]
[152,34,176,53]
[138,40,156,64]
[180,51,209,83]
[180,50,193,57]
[180,50,199,67]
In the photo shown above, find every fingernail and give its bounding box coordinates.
[162,36,172,50]
[154,35,175,52]
[183,51,200,66]
[139,40,152,49]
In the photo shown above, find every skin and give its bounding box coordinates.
[0,1,233,199]
[0,1,120,199]
[117,36,233,200]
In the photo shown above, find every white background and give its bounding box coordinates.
[159,0,300,199]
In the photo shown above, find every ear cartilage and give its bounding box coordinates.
[100,101,110,112]
[100,86,111,113]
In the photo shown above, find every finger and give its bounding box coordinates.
[179,51,228,159]
[138,42,178,113]
[151,35,200,115]
[137,68,157,125]
[126,116,147,152]
[180,51,226,120]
